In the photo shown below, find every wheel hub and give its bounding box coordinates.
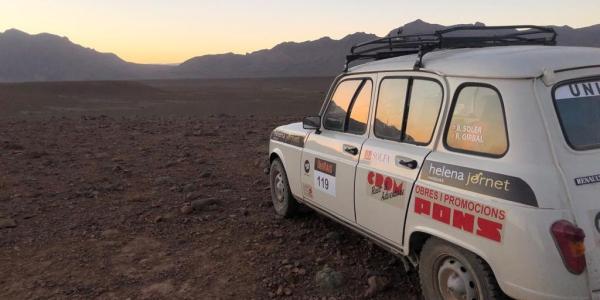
[437,257,477,300]
[274,172,285,203]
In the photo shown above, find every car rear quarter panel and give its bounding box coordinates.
[406,185,589,299]
[536,70,600,293]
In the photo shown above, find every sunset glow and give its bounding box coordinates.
[1,0,598,64]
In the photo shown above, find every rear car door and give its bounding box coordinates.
[546,76,600,292]
[355,75,445,245]
[301,75,375,222]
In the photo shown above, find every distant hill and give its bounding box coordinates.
[1,20,600,82]
[175,33,377,78]
[177,20,600,79]
[0,29,169,82]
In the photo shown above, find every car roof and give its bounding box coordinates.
[348,46,600,79]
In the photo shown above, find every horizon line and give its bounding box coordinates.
[1,20,598,65]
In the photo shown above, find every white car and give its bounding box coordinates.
[268,26,600,300]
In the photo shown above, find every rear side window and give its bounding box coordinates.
[405,80,443,145]
[374,78,408,141]
[553,78,600,150]
[445,84,508,157]
[323,79,372,134]
[374,78,443,145]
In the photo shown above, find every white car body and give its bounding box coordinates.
[269,45,600,299]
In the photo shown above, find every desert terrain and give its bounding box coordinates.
[0,78,419,299]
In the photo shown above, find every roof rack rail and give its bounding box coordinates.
[345,25,557,71]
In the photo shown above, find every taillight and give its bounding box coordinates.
[551,220,586,274]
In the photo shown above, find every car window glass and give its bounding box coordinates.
[323,80,362,131]
[405,80,443,144]
[374,78,408,141]
[446,85,508,156]
[347,80,372,134]
[554,79,600,150]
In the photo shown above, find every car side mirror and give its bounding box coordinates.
[303,116,321,132]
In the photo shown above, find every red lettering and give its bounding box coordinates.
[367,171,375,185]
[415,185,423,195]
[414,198,431,215]
[498,210,506,221]
[369,173,405,196]
[452,210,475,233]
[467,201,475,211]
[384,177,393,191]
[476,218,503,242]
[432,203,451,224]
[483,206,491,216]
[489,207,498,219]
[413,188,505,242]
[375,173,384,187]
[415,185,438,200]
[393,182,403,194]
[447,195,455,206]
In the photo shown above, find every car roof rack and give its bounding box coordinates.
[345,25,557,71]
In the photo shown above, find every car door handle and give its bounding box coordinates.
[398,159,418,169]
[343,144,359,156]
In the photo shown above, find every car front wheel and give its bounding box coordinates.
[269,158,298,217]
[419,237,506,300]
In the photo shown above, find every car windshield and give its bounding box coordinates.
[553,78,600,150]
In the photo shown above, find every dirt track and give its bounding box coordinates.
[0,79,419,299]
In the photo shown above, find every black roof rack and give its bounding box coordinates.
[345,25,557,71]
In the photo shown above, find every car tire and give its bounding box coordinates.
[419,237,506,300]
[269,158,298,217]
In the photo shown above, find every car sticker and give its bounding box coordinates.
[367,171,405,202]
[414,185,506,243]
[451,124,485,145]
[362,149,391,165]
[314,158,336,196]
[302,183,314,200]
[555,80,600,100]
[574,173,600,186]
[420,161,538,207]
[270,130,305,148]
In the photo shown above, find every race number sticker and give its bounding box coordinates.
[314,158,336,197]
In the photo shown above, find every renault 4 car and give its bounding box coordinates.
[268,26,600,300]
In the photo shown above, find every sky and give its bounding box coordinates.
[1,0,599,64]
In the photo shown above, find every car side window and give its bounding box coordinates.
[374,78,442,145]
[445,84,508,157]
[374,78,408,141]
[347,80,372,134]
[405,79,443,145]
[323,79,371,134]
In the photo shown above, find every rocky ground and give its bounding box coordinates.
[0,79,420,299]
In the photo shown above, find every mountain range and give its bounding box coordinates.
[1,20,600,82]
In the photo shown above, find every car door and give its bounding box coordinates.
[355,75,445,245]
[301,74,375,222]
